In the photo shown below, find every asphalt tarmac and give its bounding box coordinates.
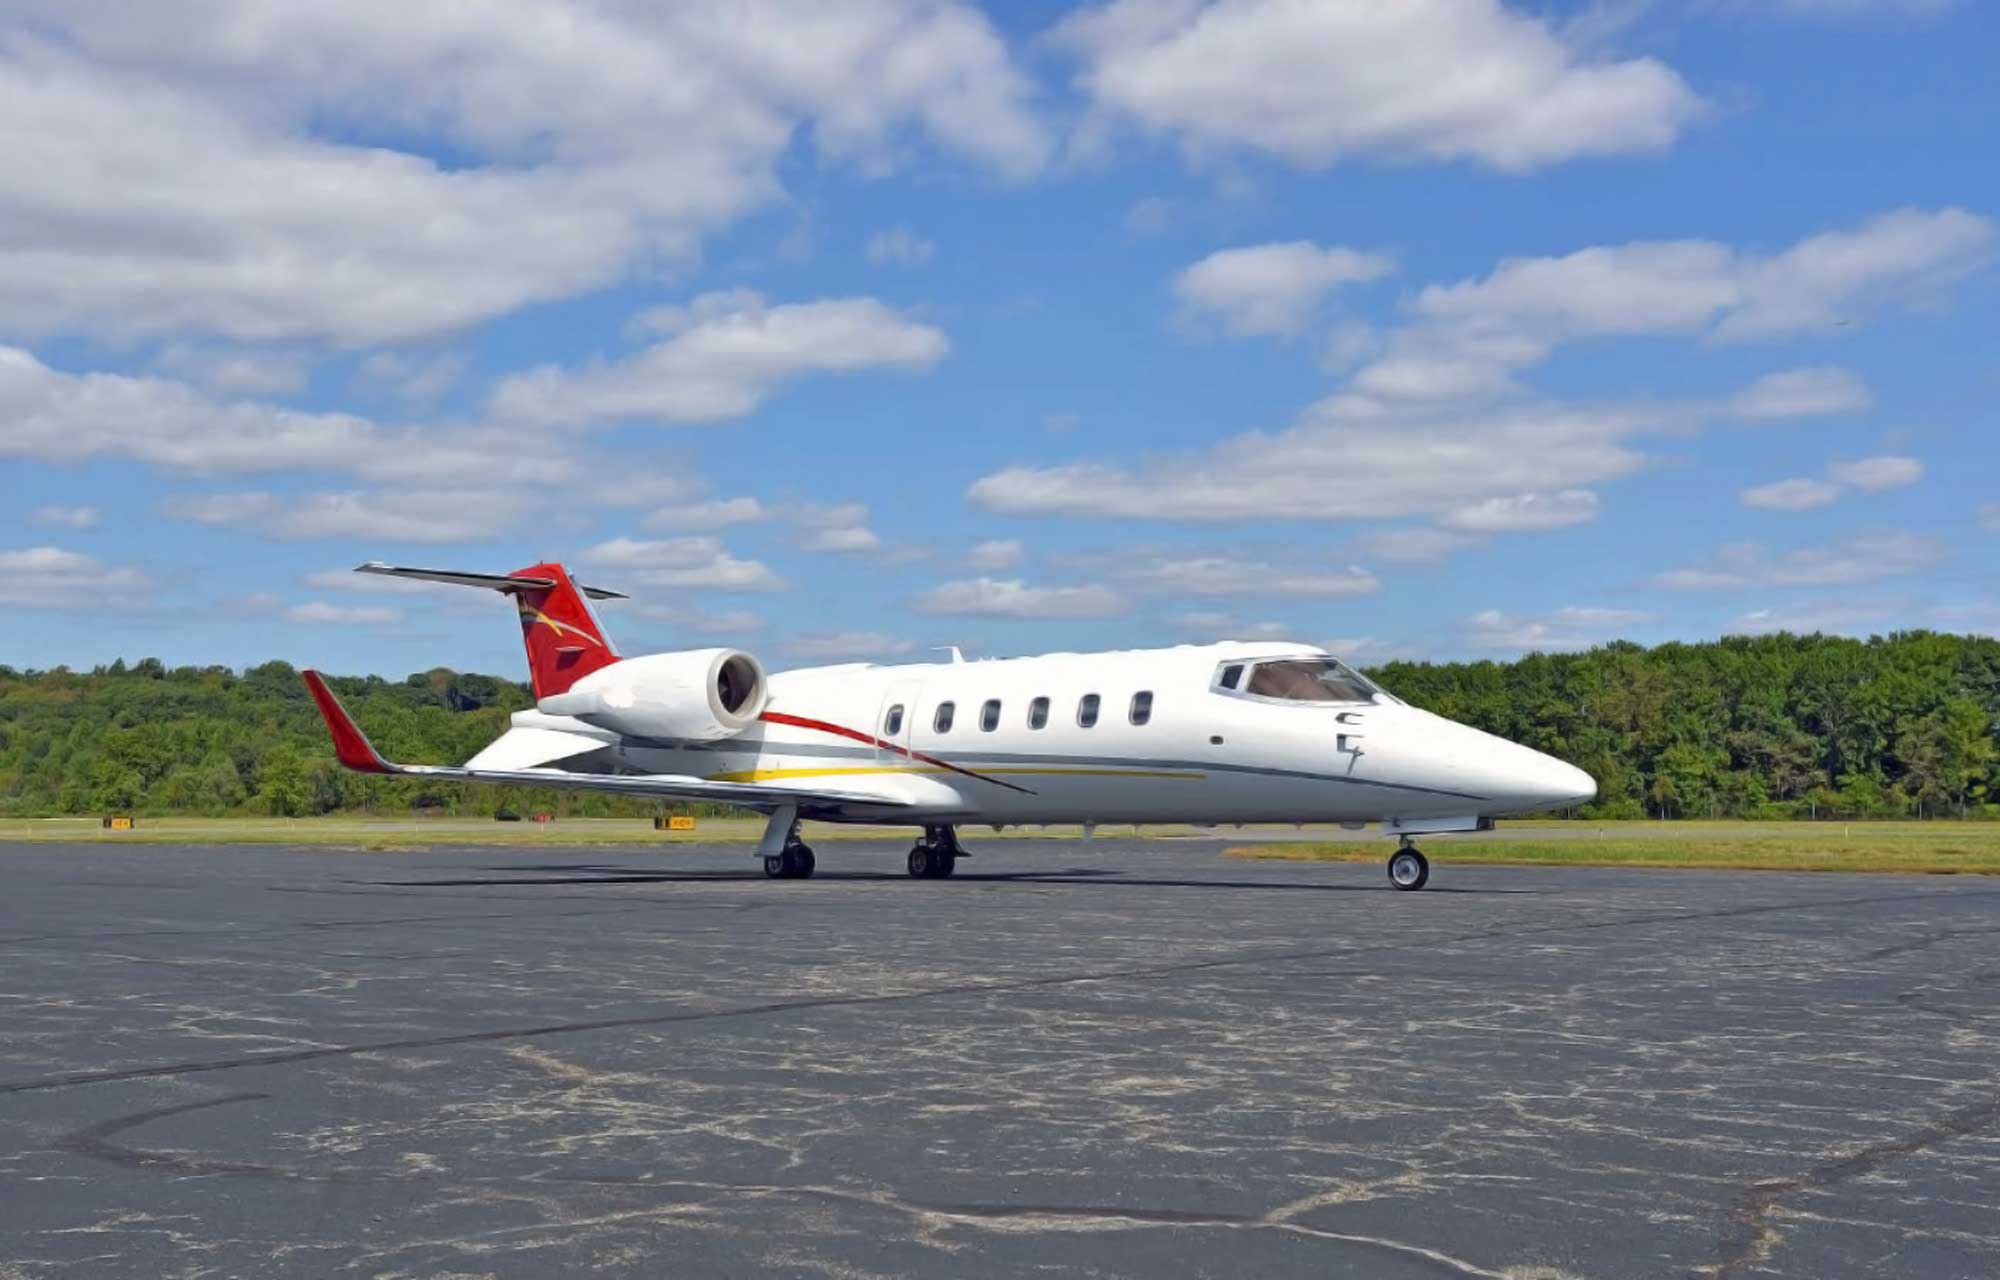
[2,839,1997,1279]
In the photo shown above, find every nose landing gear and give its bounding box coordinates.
[1388,839,1430,891]
[908,825,964,879]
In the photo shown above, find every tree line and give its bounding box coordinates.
[1,630,1995,820]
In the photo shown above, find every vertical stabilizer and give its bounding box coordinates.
[506,561,620,698]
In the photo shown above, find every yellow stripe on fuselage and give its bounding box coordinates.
[704,765,1206,783]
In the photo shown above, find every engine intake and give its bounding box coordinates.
[536,648,768,741]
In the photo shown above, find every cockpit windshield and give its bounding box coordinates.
[1242,658,1379,704]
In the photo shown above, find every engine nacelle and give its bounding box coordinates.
[536,648,767,742]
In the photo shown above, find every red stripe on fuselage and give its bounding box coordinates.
[757,710,1036,795]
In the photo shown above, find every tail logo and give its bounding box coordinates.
[517,601,602,648]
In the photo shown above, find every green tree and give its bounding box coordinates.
[256,745,310,817]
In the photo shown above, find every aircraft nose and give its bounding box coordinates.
[1518,751,1597,809]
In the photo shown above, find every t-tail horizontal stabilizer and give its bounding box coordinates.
[354,559,623,698]
[355,561,628,599]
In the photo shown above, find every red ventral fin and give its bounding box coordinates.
[301,670,394,775]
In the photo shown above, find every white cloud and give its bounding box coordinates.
[804,526,885,553]
[1397,209,1991,388]
[167,490,528,543]
[1653,530,1944,590]
[578,536,785,593]
[1727,366,1872,420]
[641,497,767,532]
[0,345,579,492]
[789,502,888,555]
[1363,210,1991,407]
[489,292,948,428]
[970,397,1656,523]
[1717,207,1997,341]
[911,577,1129,618]
[285,601,402,627]
[1827,455,1922,491]
[1172,610,1293,641]
[154,346,311,397]
[0,2,1045,344]
[1115,553,1382,598]
[1464,605,1656,652]
[781,631,920,660]
[31,504,100,530]
[965,538,1026,571]
[0,546,149,608]
[1351,527,1483,564]
[1441,489,1600,532]
[1731,601,1897,636]
[1739,454,1923,512]
[357,352,466,404]
[1740,478,1842,511]
[866,227,936,266]
[1054,0,1702,172]
[1173,241,1394,338]
[970,209,1987,531]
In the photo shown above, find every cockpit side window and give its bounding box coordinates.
[1218,664,1244,690]
[1243,659,1378,704]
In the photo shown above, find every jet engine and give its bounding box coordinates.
[535,648,768,742]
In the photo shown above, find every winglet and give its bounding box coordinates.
[301,671,394,775]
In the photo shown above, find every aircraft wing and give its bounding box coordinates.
[301,671,911,814]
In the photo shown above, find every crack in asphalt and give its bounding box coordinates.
[6,885,1996,1097]
[1702,1087,2000,1279]
[56,1094,1507,1279]
[1866,925,2000,961]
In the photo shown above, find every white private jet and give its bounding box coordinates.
[303,560,1596,890]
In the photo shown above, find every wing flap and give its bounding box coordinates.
[301,671,909,811]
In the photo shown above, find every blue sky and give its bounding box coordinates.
[3,0,1995,678]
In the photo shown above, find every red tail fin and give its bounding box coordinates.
[509,561,620,698]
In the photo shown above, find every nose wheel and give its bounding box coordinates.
[1388,845,1429,891]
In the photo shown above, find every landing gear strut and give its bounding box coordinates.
[1388,838,1429,891]
[907,825,963,879]
[758,804,815,879]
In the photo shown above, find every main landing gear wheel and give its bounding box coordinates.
[907,845,956,879]
[1388,847,1430,891]
[765,845,817,879]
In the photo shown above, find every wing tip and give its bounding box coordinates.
[301,669,393,775]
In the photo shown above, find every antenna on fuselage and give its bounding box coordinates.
[930,645,966,664]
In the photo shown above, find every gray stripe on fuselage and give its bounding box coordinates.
[627,738,1485,802]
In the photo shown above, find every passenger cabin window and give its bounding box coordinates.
[980,699,1001,731]
[1129,690,1153,725]
[884,704,904,736]
[1028,696,1050,729]
[1245,659,1376,704]
[934,701,955,733]
[1077,693,1100,728]
[1219,664,1244,690]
